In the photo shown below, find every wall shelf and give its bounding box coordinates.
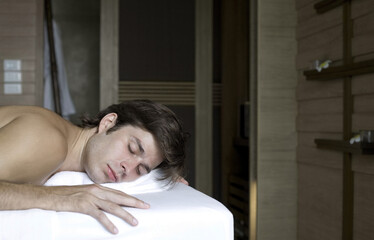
[304,59,374,81]
[314,0,347,14]
[315,139,374,155]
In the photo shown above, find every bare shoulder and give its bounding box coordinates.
[0,106,71,184]
[0,106,68,144]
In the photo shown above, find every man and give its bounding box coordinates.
[0,100,187,234]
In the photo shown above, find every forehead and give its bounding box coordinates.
[117,125,152,139]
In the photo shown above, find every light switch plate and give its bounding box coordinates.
[4,72,22,82]
[4,83,22,94]
[4,59,21,71]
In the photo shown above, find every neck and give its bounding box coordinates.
[59,127,96,172]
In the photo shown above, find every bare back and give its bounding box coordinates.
[0,106,79,184]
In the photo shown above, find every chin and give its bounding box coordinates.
[85,168,105,184]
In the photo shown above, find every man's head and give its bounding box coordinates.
[80,100,187,184]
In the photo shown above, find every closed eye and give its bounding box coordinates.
[128,139,138,154]
[128,137,144,156]
[137,164,151,176]
[136,166,144,176]
[128,144,134,154]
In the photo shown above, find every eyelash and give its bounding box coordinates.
[128,145,134,154]
[128,140,138,154]
[136,166,145,175]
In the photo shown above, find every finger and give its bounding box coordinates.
[178,177,189,186]
[92,185,150,209]
[89,208,119,234]
[97,199,139,227]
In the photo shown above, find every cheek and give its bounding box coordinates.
[83,158,104,183]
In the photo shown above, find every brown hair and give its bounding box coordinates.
[80,99,187,184]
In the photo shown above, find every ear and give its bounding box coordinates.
[98,113,118,133]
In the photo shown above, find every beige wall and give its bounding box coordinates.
[255,0,298,239]
[0,0,44,106]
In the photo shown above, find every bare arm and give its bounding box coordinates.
[0,181,149,234]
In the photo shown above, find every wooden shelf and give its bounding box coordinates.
[304,59,374,81]
[314,0,347,14]
[315,139,374,154]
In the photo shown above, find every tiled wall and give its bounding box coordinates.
[0,0,43,106]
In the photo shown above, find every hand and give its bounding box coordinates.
[51,184,149,234]
[178,177,189,186]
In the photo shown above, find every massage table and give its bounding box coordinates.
[0,170,233,240]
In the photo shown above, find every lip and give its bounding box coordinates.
[107,164,117,182]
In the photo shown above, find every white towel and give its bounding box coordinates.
[45,169,169,195]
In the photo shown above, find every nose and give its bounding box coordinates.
[120,157,138,176]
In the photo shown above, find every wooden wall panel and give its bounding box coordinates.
[297,114,342,132]
[296,0,317,11]
[353,11,374,36]
[351,0,374,19]
[257,152,297,240]
[352,74,374,131]
[259,113,297,151]
[296,43,343,70]
[257,1,298,239]
[296,7,341,40]
[296,0,374,239]
[298,132,343,147]
[298,97,343,115]
[351,2,374,239]
[352,155,374,175]
[298,164,343,240]
[354,95,374,113]
[353,173,374,240]
[352,2,374,57]
[295,1,346,240]
[298,26,342,54]
[352,34,374,57]
[352,74,374,95]
[352,114,374,132]
[296,3,343,71]
[297,78,343,100]
[297,1,318,24]
[297,145,343,169]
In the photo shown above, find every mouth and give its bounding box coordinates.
[107,164,117,182]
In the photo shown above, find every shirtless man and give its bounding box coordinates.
[0,100,186,234]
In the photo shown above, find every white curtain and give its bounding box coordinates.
[43,20,76,119]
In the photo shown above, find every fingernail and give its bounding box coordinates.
[143,202,150,208]
[113,227,118,234]
[132,218,138,225]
